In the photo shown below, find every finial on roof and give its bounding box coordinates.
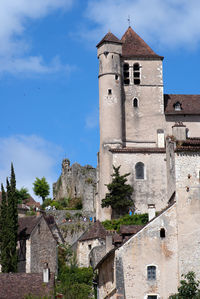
[127,15,131,27]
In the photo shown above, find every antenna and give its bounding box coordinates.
[127,15,131,27]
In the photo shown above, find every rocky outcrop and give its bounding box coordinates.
[53,159,96,212]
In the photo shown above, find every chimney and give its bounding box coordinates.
[148,204,156,221]
[106,235,114,253]
[43,263,50,283]
[172,122,187,141]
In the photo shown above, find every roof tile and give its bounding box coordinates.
[121,27,163,59]
[164,94,200,115]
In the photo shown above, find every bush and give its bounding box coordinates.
[102,213,148,232]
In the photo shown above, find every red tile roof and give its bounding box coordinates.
[79,220,108,241]
[96,32,122,48]
[164,94,200,115]
[0,273,54,299]
[110,147,166,153]
[121,27,163,60]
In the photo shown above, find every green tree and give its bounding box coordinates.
[101,165,133,218]
[16,187,30,204]
[0,163,18,272]
[169,272,200,299]
[33,177,50,202]
[56,244,94,299]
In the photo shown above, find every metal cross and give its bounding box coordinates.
[127,15,131,27]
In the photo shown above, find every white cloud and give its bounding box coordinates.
[0,0,74,74]
[0,135,62,201]
[85,108,99,129]
[85,0,200,49]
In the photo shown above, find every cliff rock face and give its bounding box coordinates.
[53,159,96,212]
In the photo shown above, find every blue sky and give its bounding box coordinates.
[0,0,200,199]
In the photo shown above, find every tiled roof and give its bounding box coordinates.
[18,216,41,236]
[24,196,40,208]
[110,147,166,153]
[164,94,200,115]
[121,27,163,60]
[96,32,122,48]
[79,220,108,241]
[0,273,54,299]
[120,225,145,235]
[176,138,200,152]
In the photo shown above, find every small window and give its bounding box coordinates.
[160,228,165,238]
[134,63,140,85]
[147,296,157,299]
[115,74,119,80]
[174,102,182,111]
[133,98,138,108]
[135,162,144,179]
[108,89,112,95]
[88,244,92,250]
[123,63,130,85]
[147,266,156,280]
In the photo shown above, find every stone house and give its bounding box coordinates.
[17,214,63,274]
[96,26,200,221]
[77,220,108,267]
[93,133,200,299]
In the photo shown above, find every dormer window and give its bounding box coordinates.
[134,63,140,85]
[174,102,182,111]
[123,63,130,85]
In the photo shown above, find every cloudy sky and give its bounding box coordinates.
[0,0,200,199]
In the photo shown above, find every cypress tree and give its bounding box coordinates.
[0,164,18,272]
[0,184,9,272]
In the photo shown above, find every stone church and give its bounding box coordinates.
[96,26,200,221]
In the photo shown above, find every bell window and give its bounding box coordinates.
[174,102,182,111]
[134,63,140,85]
[123,63,130,85]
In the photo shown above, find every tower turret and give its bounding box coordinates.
[96,32,123,221]
[97,32,123,147]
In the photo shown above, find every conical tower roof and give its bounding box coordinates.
[96,31,122,48]
[121,26,163,60]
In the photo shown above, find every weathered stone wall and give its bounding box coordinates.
[30,217,57,274]
[46,210,95,245]
[53,159,96,212]
[77,239,104,267]
[114,204,178,299]
[175,151,200,280]
[98,252,115,299]
[113,152,168,214]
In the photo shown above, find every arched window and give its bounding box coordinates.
[147,265,156,280]
[160,228,165,238]
[133,98,138,108]
[135,162,144,179]
[123,63,130,85]
[133,63,140,85]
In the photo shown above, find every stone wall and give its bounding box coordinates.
[53,159,96,212]
[30,217,57,274]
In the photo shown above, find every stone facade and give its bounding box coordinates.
[95,138,200,298]
[17,215,61,275]
[96,26,200,221]
[53,159,96,212]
